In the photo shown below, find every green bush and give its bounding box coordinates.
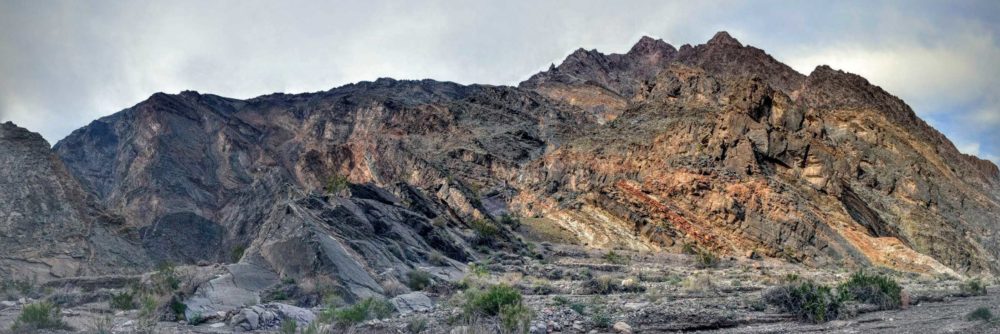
[326,174,350,194]
[155,262,181,292]
[967,307,993,322]
[11,302,69,332]
[602,250,630,265]
[110,291,136,310]
[569,303,586,315]
[499,303,533,333]
[960,278,988,296]
[231,245,247,263]
[763,281,842,323]
[407,317,429,333]
[280,319,297,334]
[694,249,719,269]
[463,284,523,317]
[470,220,500,246]
[838,271,902,310]
[407,270,433,291]
[591,311,612,328]
[331,297,395,326]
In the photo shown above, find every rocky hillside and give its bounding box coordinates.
[0,122,150,280]
[2,31,997,292]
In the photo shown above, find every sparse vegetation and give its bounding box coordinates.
[1,278,41,300]
[838,271,902,310]
[682,274,716,293]
[499,303,533,333]
[470,219,501,246]
[602,250,630,265]
[428,251,449,266]
[326,173,350,194]
[586,275,645,294]
[381,279,408,297]
[462,284,523,317]
[407,317,429,333]
[110,290,136,310]
[763,281,842,323]
[967,307,994,322]
[499,214,522,229]
[407,269,433,291]
[331,297,395,326]
[154,262,181,292]
[960,278,988,296]
[280,319,298,334]
[231,245,247,263]
[694,249,719,268]
[92,315,113,334]
[11,302,70,332]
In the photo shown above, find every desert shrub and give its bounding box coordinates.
[280,319,297,334]
[967,307,994,322]
[381,280,408,297]
[960,278,988,296]
[169,296,187,318]
[1,278,41,300]
[586,275,645,294]
[763,281,842,323]
[407,270,433,291]
[552,296,570,306]
[92,315,113,334]
[590,310,612,328]
[110,291,136,310]
[326,173,350,194]
[154,262,181,292]
[407,317,429,333]
[837,271,902,310]
[428,251,449,266]
[570,303,586,314]
[231,245,247,263]
[136,294,158,332]
[602,250,630,265]
[331,297,395,326]
[499,215,522,229]
[470,219,500,246]
[694,249,719,268]
[462,284,523,317]
[11,302,69,332]
[499,303,533,333]
[681,243,697,255]
[682,274,716,293]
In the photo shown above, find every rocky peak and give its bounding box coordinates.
[627,36,677,58]
[1,121,45,143]
[706,31,742,47]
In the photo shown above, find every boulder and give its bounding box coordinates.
[390,292,434,315]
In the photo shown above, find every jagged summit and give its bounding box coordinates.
[706,30,742,47]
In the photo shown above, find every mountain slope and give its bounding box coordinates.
[46,32,1000,279]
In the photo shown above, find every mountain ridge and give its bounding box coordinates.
[4,31,997,289]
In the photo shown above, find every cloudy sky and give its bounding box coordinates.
[1,0,998,162]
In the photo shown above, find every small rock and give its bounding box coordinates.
[613,321,632,334]
[209,322,225,328]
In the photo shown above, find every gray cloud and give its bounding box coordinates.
[1,0,998,163]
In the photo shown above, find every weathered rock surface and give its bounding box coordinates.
[0,122,150,281]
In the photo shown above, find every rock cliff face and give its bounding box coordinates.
[0,122,150,281]
[2,31,994,287]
